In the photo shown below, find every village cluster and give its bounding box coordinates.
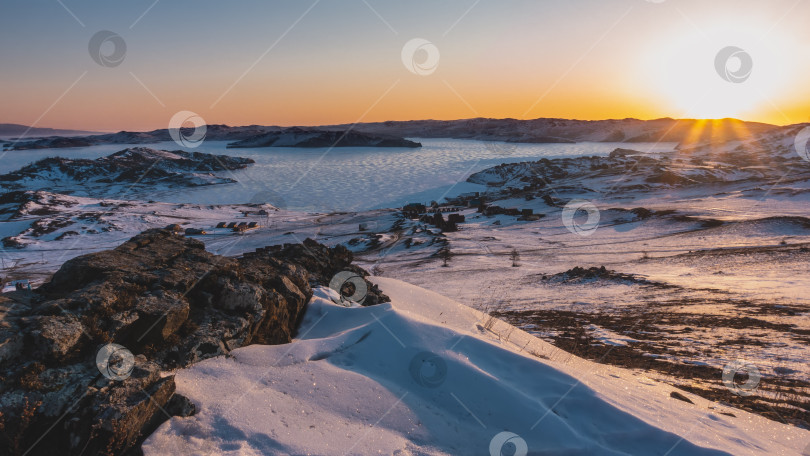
[401,190,543,233]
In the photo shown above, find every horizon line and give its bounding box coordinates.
[1,115,803,135]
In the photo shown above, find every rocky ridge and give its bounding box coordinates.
[0,229,386,455]
[465,126,810,200]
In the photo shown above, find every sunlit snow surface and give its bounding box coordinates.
[142,280,807,455]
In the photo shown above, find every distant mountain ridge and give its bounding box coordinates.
[0,123,101,138]
[327,117,780,147]
[5,125,279,150]
[4,117,785,151]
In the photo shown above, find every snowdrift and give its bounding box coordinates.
[143,278,807,455]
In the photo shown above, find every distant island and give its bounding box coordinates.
[226,127,422,148]
[4,125,421,150]
[4,125,275,151]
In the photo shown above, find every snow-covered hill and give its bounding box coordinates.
[143,278,807,455]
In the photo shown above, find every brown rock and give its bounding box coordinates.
[132,293,189,344]
[0,228,384,455]
[28,315,84,359]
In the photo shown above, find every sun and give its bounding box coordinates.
[645,21,793,120]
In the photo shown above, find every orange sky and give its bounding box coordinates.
[1,0,808,131]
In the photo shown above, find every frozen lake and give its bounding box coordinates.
[0,139,676,211]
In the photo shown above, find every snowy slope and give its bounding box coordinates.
[142,278,807,455]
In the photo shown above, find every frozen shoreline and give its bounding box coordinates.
[0,139,677,211]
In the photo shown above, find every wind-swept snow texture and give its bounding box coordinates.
[143,278,807,455]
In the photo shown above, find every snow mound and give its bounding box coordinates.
[143,278,807,455]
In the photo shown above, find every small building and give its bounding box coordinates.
[521,208,534,216]
[165,224,182,233]
[216,222,227,228]
[248,222,258,228]
[403,203,426,213]
[227,222,238,228]
[184,228,206,235]
[402,203,427,219]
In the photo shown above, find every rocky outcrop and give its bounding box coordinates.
[227,127,422,148]
[0,229,386,455]
[467,131,810,198]
[0,148,255,196]
[542,266,677,289]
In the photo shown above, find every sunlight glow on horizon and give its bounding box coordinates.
[645,20,798,122]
